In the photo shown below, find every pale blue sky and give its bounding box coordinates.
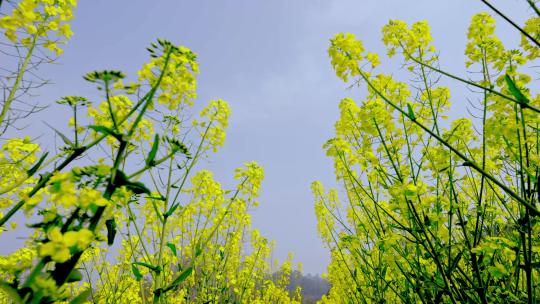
[6,0,528,275]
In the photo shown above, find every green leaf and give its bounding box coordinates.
[131,263,142,281]
[27,152,49,176]
[505,74,529,104]
[195,243,203,257]
[164,203,181,218]
[166,242,177,256]
[69,289,92,304]
[340,235,355,244]
[146,134,160,166]
[523,168,538,184]
[0,281,22,304]
[438,166,450,173]
[447,251,463,275]
[462,161,474,167]
[404,189,416,197]
[45,122,74,147]
[88,125,123,142]
[125,181,152,195]
[67,269,84,283]
[164,266,193,292]
[406,103,416,121]
[51,180,62,192]
[113,170,151,195]
[153,288,164,301]
[105,218,117,246]
[219,249,225,260]
[423,214,431,226]
[132,262,162,274]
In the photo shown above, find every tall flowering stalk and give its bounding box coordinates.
[0,6,301,302]
[316,5,540,304]
[0,0,76,134]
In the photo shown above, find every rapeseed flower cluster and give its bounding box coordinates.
[138,42,198,109]
[38,227,93,263]
[0,0,76,55]
[85,163,300,303]
[318,11,540,303]
[0,3,301,301]
[328,33,365,82]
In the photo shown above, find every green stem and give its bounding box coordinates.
[417,48,441,136]
[0,147,83,227]
[0,44,175,227]
[481,0,540,48]
[127,205,152,262]
[153,157,174,303]
[357,68,539,216]
[0,33,38,133]
[448,159,487,303]
[127,49,173,139]
[526,0,540,16]
[21,258,48,288]
[73,105,79,147]
[167,122,212,215]
[21,47,178,295]
[128,150,177,179]
[403,52,540,114]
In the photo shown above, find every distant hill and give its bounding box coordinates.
[282,271,330,304]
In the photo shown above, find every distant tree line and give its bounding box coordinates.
[280,271,330,303]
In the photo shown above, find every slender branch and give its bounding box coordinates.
[481,0,540,48]
[0,46,175,227]
[0,33,38,133]
[104,79,119,131]
[357,68,540,216]
[526,0,540,16]
[404,54,540,114]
